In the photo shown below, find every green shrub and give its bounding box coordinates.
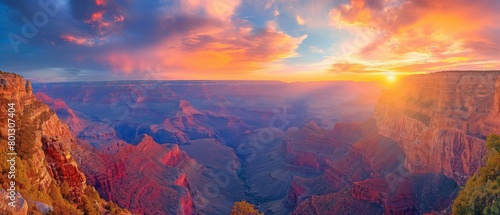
[452,134,500,214]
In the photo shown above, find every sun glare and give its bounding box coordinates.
[386,72,396,82]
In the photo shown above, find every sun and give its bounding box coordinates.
[386,71,396,82]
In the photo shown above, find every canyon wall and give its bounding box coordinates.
[374,71,500,185]
[0,72,127,214]
[1,72,86,200]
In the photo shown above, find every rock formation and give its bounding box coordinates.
[374,71,500,185]
[0,71,128,214]
[0,189,29,215]
[77,134,247,215]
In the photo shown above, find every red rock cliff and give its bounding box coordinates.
[374,71,500,185]
[0,72,107,212]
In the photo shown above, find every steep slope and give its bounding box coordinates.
[374,71,500,185]
[37,90,248,214]
[76,134,247,215]
[232,120,454,214]
[36,92,122,151]
[0,71,129,214]
[228,122,362,214]
[290,125,458,215]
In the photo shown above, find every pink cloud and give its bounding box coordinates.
[328,0,500,74]
[95,0,108,7]
[65,0,305,78]
[99,23,306,77]
[296,15,305,25]
[61,35,95,46]
[181,0,241,20]
[84,10,124,36]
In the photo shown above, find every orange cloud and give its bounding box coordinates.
[330,61,369,73]
[114,15,125,22]
[273,9,280,16]
[61,0,309,79]
[91,11,104,21]
[95,0,108,7]
[84,11,116,33]
[78,6,125,40]
[329,0,382,28]
[329,0,500,76]
[99,25,307,77]
[296,15,305,25]
[61,35,95,46]
[181,0,241,20]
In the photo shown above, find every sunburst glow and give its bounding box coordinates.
[386,72,396,82]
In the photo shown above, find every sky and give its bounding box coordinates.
[0,0,499,82]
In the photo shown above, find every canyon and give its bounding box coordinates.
[1,70,499,214]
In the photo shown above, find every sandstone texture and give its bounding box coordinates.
[0,71,127,214]
[375,71,500,185]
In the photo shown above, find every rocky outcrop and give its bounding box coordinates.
[0,71,127,214]
[80,134,247,215]
[176,173,194,215]
[283,122,369,173]
[292,190,384,215]
[1,72,87,197]
[349,173,457,215]
[0,72,32,112]
[36,92,120,148]
[288,118,459,215]
[374,71,500,185]
[287,179,307,206]
[351,178,388,205]
[0,189,28,215]
[42,135,87,203]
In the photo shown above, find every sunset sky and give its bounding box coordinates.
[1,0,499,82]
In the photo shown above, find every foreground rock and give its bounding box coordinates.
[0,71,128,214]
